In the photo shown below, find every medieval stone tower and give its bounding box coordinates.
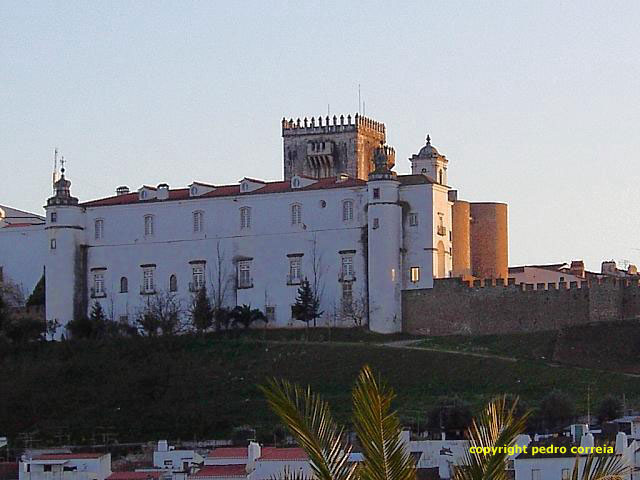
[282,114,395,181]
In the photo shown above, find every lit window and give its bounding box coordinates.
[193,211,204,233]
[291,204,302,225]
[144,215,154,236]
[94,219,104,240]
[341,255,354,280]
[191,265,205,291]
[410,266,420,283]
[409,213,418,226]
[289,258,301,284]
[120,277,128,293]
[170,274,178,292]
[240,207,251,229]
[93,273,105,296]
[372,218,379,229]
[143,267,155,293]
[342,200,354,222]
[50,238,56,250]
[238,261,252,288]
[373,188,380,199]
[50,212,57,223]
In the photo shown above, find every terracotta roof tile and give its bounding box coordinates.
[206,447,247,459]
[34,453,105,460]
[81,177,367,208]
[192,465,246,477]
[107,472,164,480]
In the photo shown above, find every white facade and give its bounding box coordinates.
[19,454,111,480]
[153,441,203,472]
[41,139,453,337]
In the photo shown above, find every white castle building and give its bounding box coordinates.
[3,114,459,336]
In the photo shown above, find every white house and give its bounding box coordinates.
[0,205,46,301]
[43,131,454,337]
[198,443,311,480]
[153,441,203,472]
[19,453,112,480]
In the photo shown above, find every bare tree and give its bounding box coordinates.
[208,241,235,330]
[135,290,186,336]
[340,286,369,328]
[309,233,327,327]
[0,280,25,308]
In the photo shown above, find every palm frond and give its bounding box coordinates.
[454,395,530,480]
[260,378,356,480]
[352,365,416,480]
[571,450,630,480]
[271,466,313,480]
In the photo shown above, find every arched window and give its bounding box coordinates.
[144,214,154,236]
[169,274,178,292]
[240,206,251,229]
[94,219,104,240]
[193,210,204,233]
[291,203,302,225]
[439,170,444,184]
[120,277,128,293]
[342,200,354,222]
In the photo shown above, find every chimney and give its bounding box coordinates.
[158,440,168,452]
[602,260,617,275]
[116,186,130,196]
[615,431,627,454]
[157,183,169,200]
[580,432,594,450]
[569,260,585,278]
[247,441,261,473]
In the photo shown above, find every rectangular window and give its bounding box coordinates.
[437,213,446,236]
[238,261,252,288]
[50,212,57,223]
[143,267,155,293]
[193,211,203,233]
[531,470,541,480]
[50,238,56,250]
[342,281,353,304]
[288,258,301,284]
[372,218,379,229]
[341,255,354,280]
[93,273,105,296]
[144,215,154,236]
[240,207,251,229]
[409,213,418,226]
[192,265,205,291]
[410,266,420,283]
[265,306,275,322]
[118,315,129,323]
[373,188,380,199]
[44,465,52,473]
[561,469,570,480]
[94,219,104,240]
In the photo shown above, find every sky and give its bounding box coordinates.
[2,1,639,271]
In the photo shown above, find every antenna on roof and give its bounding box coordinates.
[358,83,361,115]
[53,148,59,194]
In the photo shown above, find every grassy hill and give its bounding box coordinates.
[2,326,640,446]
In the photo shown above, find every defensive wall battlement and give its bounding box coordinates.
[402,277,640,336]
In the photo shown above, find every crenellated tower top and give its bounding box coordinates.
[282,113,393,181]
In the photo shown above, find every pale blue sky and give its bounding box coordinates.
[2,1,639,270]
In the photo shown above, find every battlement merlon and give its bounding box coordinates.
[281,113,386,137]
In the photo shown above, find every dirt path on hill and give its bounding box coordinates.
[378,339,519,362]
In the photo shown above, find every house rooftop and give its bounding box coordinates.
[191,465,247,478]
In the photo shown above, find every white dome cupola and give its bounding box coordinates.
[409,134,448,185]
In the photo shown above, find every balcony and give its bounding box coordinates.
[437,225,447,236]
[90,288,106,299]
[189,282,205,293]
[287,274,302,286]
[140,286,156,295]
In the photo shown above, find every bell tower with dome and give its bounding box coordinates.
[409,135,448,185]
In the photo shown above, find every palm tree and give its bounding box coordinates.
[262,366,630,480]
[230,304,266,329]
[261,365,415,480]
